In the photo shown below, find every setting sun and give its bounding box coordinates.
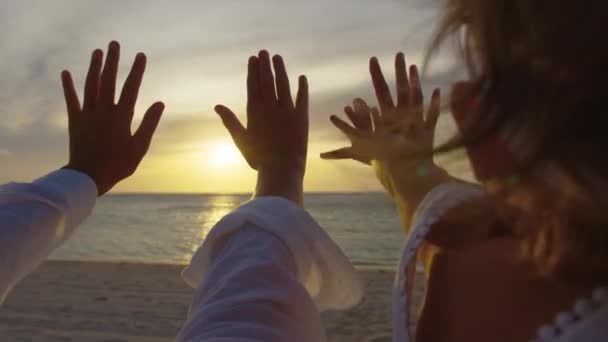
[209,143,241,168]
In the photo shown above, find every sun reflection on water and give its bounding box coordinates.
[180,194,245,261]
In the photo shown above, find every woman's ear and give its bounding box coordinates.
[450,81,516,183]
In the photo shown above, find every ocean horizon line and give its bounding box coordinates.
[107,191,389,196]
[46,258,399,270]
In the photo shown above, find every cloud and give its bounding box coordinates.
[0,0,471,190]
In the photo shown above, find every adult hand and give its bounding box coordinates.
[215,50,309,205]
[61,41,165,196]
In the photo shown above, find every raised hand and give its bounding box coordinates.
[322,53,440,172]
[62,41,165,196]
[215,50,309,205]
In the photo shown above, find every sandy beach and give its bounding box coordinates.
[0,261,424,341]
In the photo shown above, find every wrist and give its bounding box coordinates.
[62,163,101,196]
[373,159,451,201]
[373,159,452,230]
[254,167,305,206]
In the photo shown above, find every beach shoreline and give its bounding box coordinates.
[0,260,423,341]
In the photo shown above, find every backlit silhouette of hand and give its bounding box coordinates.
[321,53,443,189]
[322,53,440,166]
[62,41,165,196]
[322,52,452,228]
[215,51,308,204]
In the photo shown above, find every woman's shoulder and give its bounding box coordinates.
[418,238,594,342]
[410,181,504,255]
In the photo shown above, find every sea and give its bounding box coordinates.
[50,193,404,267]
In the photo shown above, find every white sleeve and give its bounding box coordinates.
[177,197,363,342]
[0,169,97,303]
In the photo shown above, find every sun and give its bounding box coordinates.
[209,142,241,167]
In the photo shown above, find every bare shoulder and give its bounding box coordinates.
[417,196,506,270]
[425,196,502,248]
[417,237,585,342]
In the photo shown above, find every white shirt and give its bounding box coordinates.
[179,184,608,342]
[0,170,364,341]
[0,169,97,303]
[178,197,364,341]
[1,171,605,341]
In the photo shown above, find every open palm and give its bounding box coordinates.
[322,53,441,175]
[215,51,308,174]
[214,50,308,204]
[62,41,164,195]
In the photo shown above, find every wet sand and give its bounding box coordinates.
[0,261,424,341]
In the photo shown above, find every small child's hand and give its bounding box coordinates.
[321,53,444,190]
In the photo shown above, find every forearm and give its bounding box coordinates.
[0,169,97,302]
[178,226,323,342]
[180,197,363,341]
[374,160,453,233]
[254,168,304,206]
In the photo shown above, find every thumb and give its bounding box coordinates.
[215,104,248,150]
[215,105,257,168]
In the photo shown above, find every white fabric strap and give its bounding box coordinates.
[392,182,484,342]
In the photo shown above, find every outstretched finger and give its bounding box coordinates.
[295,75,309,116]
[258,50,276,105]
[61,71,81,120]
[330,115,361,139]
[321,147,369,165]
[99,41,120,106]
[426,88,441,130]
[344,106,359,126]
[370,107,381,132]
[320,147,354,160]
[353,98,370,113]
[370,57,395,113]
[83,49,103,111]
[395,52,410,107]
[350,98,373,131]
[119,53,147,115]
[272,55,294,108]
[247,56,262,114]
[409,65,424,122]
[215,105,247,146]
[409,65,423,107]
[133,102,164,159]
[345,105,370,131]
